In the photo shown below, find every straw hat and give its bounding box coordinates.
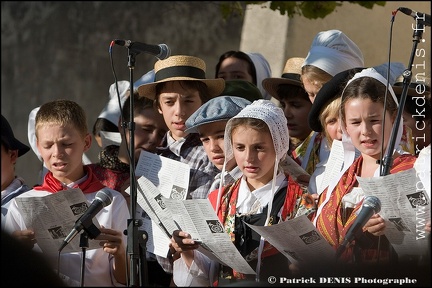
[262,57,304,100]
[137,55,225,100]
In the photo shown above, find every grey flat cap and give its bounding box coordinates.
[185,96,251,134]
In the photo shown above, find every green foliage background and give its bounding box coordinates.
[219,1,386,19]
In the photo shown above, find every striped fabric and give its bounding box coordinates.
[315,153,417,262]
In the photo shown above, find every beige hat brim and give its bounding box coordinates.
[138,77,225,100]
[262,77,302,100]
[392,85,427,98]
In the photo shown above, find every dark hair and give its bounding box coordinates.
[154,80,212,108]
[276,84,308,101]
[121,91,155,122]
[92,118,119,137]
[229,117,270,136]
[215,50,257,85]
[341,76,398,125]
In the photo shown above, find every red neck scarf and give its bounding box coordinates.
[34,165,105,193]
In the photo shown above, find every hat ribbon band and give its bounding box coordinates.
[281,73,301,81]
[155,66,206,81]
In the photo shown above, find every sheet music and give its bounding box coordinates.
[127,151,190,257]
[15,189,101,255]
[164,198,256,275]
[246,215,335,268]
[135,150,190,199]
[126,176,181,258]
[317,140,345,194]
[130,177,255,274]
[279,155,310,181]
[356,168,430,257]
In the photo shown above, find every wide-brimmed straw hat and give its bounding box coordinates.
[262,57,304,100]
[137,55,225,100]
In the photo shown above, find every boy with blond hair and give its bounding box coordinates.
[4,99,130,286]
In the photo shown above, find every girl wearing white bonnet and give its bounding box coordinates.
[301,29,364,103]
[171,100,316,286]
[313,68,418,267]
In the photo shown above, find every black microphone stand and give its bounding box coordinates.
[79,231,89,287]
[379,18,427,269]
[125,50,148,287]
[381,19,426,176]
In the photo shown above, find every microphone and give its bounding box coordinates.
[59,190,113,252]
[399,7,431,27]
[336,196,381,259]
[114,39,171,60]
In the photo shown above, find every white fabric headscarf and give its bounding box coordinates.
[246,53,272,101]
[98,80,130,126]
[303,29,364,76]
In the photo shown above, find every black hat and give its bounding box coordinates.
[308,67,364,132]
[1,114,30,157]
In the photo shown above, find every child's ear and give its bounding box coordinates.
[10,149,19,165]
[83,133,92,152]
[391,111,398,123]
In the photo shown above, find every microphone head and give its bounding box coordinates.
[157,44,171,60]
[363,196,381,214]
[398,7,412,15]
[95,190,113,207]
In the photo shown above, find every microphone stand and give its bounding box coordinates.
[381,19,425,176]
[379,18,427,269]
[125,50,148,287]
[79,231,89,287]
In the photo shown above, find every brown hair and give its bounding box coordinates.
[301,65,333,91]
[154,80,212,108]
[36,99,88,137]
[229,118,270,137]
[341,76,398,126]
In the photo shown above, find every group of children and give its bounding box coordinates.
[1,28,430,287]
